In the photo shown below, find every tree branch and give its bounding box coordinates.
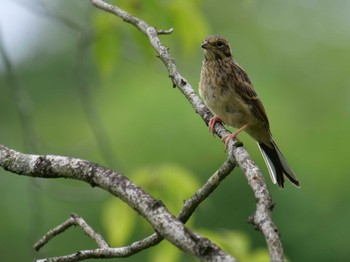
[178,153,236,223]
[34,213,109,251]
[0,145,236,262]
[234,146,284,261]
[31,153,236,261]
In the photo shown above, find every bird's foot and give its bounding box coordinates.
[221,124,248,150]
[221,133,240,149]
[208,116,223,135]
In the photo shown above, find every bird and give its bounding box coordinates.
[199,35,299,188]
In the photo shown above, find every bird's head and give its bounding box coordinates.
[201,36,232,61]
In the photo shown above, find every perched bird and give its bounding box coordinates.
[199,35,299,188]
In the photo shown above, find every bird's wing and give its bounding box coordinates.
[236,81,269,125]
[232,62,270,126]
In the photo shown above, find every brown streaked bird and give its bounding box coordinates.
[199,35,299,188]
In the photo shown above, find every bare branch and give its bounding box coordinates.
[179,154,236,223]
[35,234,163,262]
[29,153,236,261]
[0,145,236,262]
[34,214,109,252]
[156,28,174,35]
[234,146,284,261]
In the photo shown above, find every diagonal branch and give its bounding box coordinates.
[178,153,236,222]
[233,146,284,261]
[90,0,285,260]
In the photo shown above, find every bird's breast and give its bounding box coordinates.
[199,63,252,128]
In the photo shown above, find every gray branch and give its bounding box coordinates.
[31,154,236,262]
[0,145,236,262]
[34,214,109,252]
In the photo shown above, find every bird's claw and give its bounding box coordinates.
[221,133,240,151]
[208,116,223,135]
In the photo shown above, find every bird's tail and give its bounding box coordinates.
[257,140,300,188]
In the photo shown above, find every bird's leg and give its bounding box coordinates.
[208,116,224,135]
[221,124,248,149]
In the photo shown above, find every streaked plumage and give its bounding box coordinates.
[199,35,299,188]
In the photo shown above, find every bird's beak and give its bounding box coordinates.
[201,40,210,49]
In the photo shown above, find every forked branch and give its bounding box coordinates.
[0,145,236,262]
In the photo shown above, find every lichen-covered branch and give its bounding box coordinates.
[235,146,284,261]
[28,152,235,262]
[0,145,236,262]
[178,154,236,222]
[32,154,237,262]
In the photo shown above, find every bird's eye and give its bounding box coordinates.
[216,41,224,48]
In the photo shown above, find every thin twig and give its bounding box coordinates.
[34,214,109,251]
[178,154,236,222]
[156,28,174,35]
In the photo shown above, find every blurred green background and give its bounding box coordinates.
[1,0,349,261]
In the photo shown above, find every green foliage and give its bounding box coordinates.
[166,0,209,56]
[93,0,209,77]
